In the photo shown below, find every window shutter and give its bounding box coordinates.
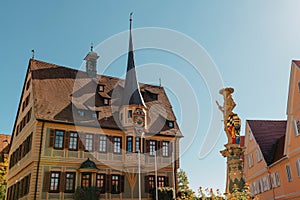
[94,134,99,152]
[49,129,55,147]
[146,140,150,153]
[120,137,123,153]
[144,175,149,193]
[108,136,113,153]
[165,176,169,187]
[168,141,173,157]
[64,132,70,149]
[78,133,85,151]
[43,171,50,192]
[106,174,111,193]
[60,172,66,192]
[142,138,146,153]
[121,175,125,193]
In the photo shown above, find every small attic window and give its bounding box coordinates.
[103,98,109,105]
[167,120,174,128]
[298,81,300,92]
[98,85,104,92]
[78,110,85,117]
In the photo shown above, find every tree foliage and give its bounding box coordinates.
[0,157,8,200]
[177,169,197,200]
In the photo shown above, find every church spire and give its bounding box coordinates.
[121,13,146,107]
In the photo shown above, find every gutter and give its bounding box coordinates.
[34,121,45,200]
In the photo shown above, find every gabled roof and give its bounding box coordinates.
[247,120,287,165]
[30,59,182,137]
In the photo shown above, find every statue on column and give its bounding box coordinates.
[216,88,241,144]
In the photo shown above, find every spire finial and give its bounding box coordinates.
[91,42,94,52]
[31,49,35,59]
[130,12,133,30]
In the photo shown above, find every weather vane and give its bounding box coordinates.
[31,49,35,59]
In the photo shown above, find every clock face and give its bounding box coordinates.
[134,116,145,127]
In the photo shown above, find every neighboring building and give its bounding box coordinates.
[243,60,300,199]
[0,134,11,160]
[6,18,182,200]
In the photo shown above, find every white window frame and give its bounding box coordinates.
[85,134,93,151]
[99,135,107,152]
[248,154,254,168]
[286,164,293,182]
[296,158,300,177]
[293,119,300,136]
[256,149,262,162]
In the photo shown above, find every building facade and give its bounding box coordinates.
[6,18,182,200]
[243,60,300,199]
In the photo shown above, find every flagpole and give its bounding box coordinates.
[138,149,141,200]
[172,141,176,199]
[155,150,158,200]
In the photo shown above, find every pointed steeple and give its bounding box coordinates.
[121,13,146,107]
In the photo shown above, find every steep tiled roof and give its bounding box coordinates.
[30,59,182,137]
[247,120,286,165]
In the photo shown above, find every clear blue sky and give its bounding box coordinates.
[1,0,300,193]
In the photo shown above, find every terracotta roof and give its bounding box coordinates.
[30,59,182,137]
[247,120,286,165]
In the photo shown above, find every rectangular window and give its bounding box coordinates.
[49,172,60,192]
[158,176,165,187]
[104,99,109,105]
[293,119,300,136]
[65,172,76,192]
[248,154,253,168]
[256,149,262,162]
[127,110,132,123]
[135,137,141,152]
[96,174,106,193]
[69,132,78,150]
[149,140,156,156]
[81,173,91,187]
[113,137,122,154]
[98,85,104,92]
[85,134,93,151]
[286,164,292,182]
[54,130,64,149]
[296,159,300,177]
[162,141,169,157]
[99,135,107,152]
[148,176,155,190]
[111,175,120,194]
[127,136,133,152]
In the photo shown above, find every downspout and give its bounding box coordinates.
[34,121,45,200]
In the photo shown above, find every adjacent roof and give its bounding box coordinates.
[0,134,11,154]
[247,120,287,165]
[30,59,182,137]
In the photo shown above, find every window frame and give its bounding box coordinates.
[49,172,60,193]
[96,173,106,193]
[127,136,133,153]
[81,172,92,187]
[99,135,107,153]
[162,141,170,157]
[65,172,76,193]
[69,132,78,151]
[135,137,141,153]
[149,140,156,156]
[111,175,120,194]
[113,137,122,154]
[286,164,293,182]
[85,134,93,152]
[54,130,64,149]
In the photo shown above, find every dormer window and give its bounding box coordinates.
[98,85,104,92]
[167,120,174,128]
[104,98,109,105]
[78,110,85,117]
